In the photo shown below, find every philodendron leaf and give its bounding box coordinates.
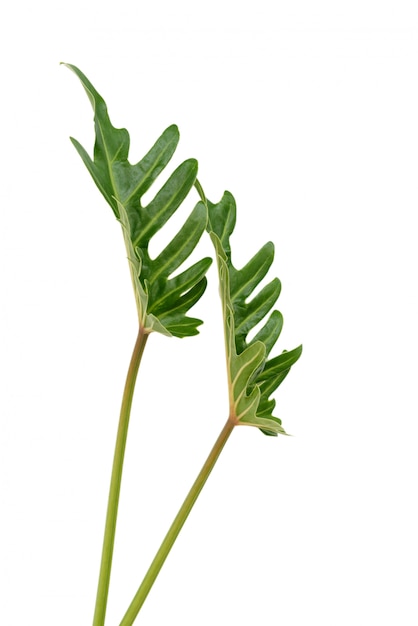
[208,191,302,436]
[63,63,211,337]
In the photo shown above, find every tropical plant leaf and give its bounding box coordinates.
[207,191,302,435]
[63,63,211,337]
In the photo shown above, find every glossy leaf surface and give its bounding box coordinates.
[64,63,211,337]
[208,191,302,435]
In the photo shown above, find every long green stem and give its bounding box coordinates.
[93,327,149,626]
[119,417,235,626]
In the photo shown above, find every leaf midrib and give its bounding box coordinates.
[95,114,121,206]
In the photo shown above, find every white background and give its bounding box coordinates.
[1,1,418,624]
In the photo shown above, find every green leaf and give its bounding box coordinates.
[207,191,302,435]
[64,63,211,337]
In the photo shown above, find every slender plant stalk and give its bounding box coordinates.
[118,417,235,626]
[93,327,149,626]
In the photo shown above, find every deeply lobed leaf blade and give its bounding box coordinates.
[207,191,302,434]
[64,63,211,337]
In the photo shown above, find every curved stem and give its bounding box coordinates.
[119,418,235,626]
[93,327,149,626]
